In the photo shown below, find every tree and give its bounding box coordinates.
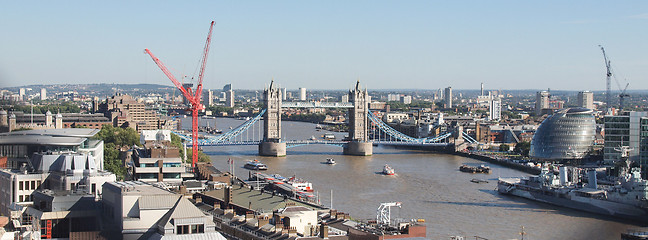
[499,144,511,152]
[170,133,186,162]
[514,141,531,157]
[94,125,141,180]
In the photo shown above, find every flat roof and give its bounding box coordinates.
[105,181,176,196]
[0,128,99,138]
[0,135,86,146]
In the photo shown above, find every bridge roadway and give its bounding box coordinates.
[190,139,452,148]
[280,102,354,108]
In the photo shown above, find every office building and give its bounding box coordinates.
[225,90,235,107]
[0,129,114,217]
[387,94,400,102]
[530,108,596,160]
[40,88,47,100]
[223,83,232,92]
[489,98,502,121]
[444,87,452,108]
[578,91,594,110]
[204,89,213,107]
[400,95,412,104]
[535,91,550,115]
[102,181,219,240]
[99,93,163,133]
[604,111,648,163]
[299,87,307,101]
[19,88,25,101]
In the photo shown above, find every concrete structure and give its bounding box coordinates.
[99,93,163,133]
[489,98,502,121]
[18,88,25,101]
[535,91,550,116]
[223,84,232,92]
[578,91,594,110]
[40,88,47,101]
[274,206,318,236]
[299,87,307,101]
[604,111,648,163]
[444,87,452,108]
[226,89,235,107]
[1,111,111,132]
[260,81,286,156]
[641,117,648,169]
[102,181,219,240]
[205,89,213,107]
[0,128,104,166]
[531,108,596,160]
[131,146,184,184]
[400,95,412,104]
[344,81,372,156]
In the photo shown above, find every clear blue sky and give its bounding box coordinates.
[1,1,647,91]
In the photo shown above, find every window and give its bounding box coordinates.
[19,195,23,202]
[177,225,190,234]
[31,181,36,190]
[92,183,96,194]
[19,181,23,190]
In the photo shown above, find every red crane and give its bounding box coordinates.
[145,21,215,171]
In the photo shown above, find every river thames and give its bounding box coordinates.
[183,117,642,239]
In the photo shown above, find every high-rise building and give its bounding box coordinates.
[223,83,232,92]
[640,117,648,168]
[19,88,25,101]
[489,98,501,121]
[578,91,594,110]
[444,87,452,108]
[604,111,648,163]
[387,94,400,102]
[400,95,412,104]
[204,89,213,107]
[225,90,235,107]
[480,83,484,96]
[299,88,307,101]
[535,91,550,115]
[282,88,287,101]
[40,88,47,100]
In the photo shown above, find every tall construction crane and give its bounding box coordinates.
[145,21,215,171]
[599,45,631,111]
[599,45,612,114]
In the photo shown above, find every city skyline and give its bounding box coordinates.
[1,1,648,90]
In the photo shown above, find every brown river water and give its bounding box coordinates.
[182,117,642,239]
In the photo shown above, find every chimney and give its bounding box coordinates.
[319,224,329,239]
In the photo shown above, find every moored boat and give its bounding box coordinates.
[497,165,648,223]
[325,158,336,165]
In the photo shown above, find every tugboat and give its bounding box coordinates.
[325,158,336,165]
[244,160,268,170]
[382,164,395,175]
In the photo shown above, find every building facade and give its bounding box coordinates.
[444,87,452,108]
[535,91,550,116]
[530,108,596,160]
[578,91,594,110]
[604,111,648,163]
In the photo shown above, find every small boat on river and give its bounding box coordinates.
[325,158,336,165]
[382,164,395,175]
[244,160,268,170]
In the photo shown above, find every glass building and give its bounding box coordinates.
[604,111,648,164]
[530,108,596,160]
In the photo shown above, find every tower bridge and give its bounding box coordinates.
[176,80,476,156]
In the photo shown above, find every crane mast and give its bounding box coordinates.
[599,45,612,114]
[145,21,215,171]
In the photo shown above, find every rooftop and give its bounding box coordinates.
[105,181,176,196]
[0,128,99,138]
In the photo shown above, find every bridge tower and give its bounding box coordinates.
[344,80,373,156]
[259,80,286,156]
